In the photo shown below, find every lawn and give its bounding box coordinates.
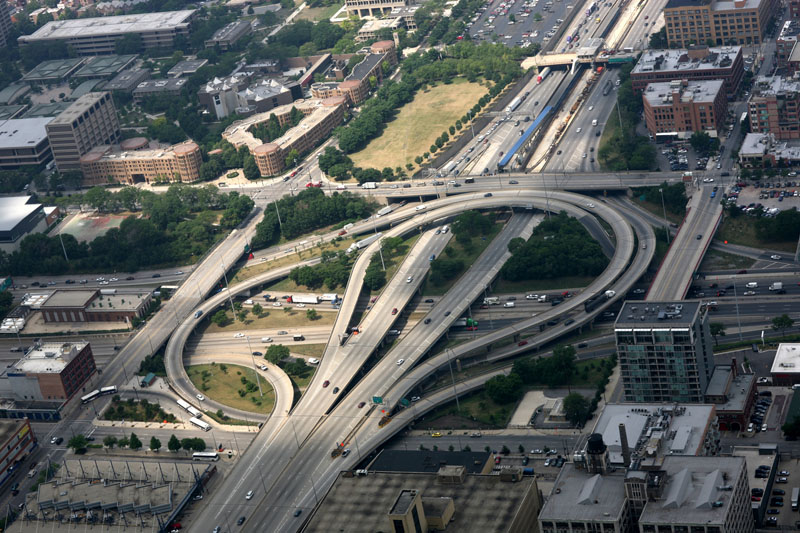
[350,78,488,172]
[204,307,336,332]
[188,363,275,414]
[289,343,326,358]
[715,214,797,252]
[231,237,355,284]
[630,197,686,225]
[699,248,755,271]
[296,2,342,21]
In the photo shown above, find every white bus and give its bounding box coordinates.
[177,399,192,411]
[99,386,117,396]
[187,406,203,418]
[189,417,211,431]
[81,390,100,404]
[192,452,219,462]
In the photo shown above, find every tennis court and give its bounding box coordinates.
[55,212,129,242]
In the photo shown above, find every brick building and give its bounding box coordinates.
[643,79,727,139]
[39,289,152,323]
[663,0,779,48]
[7,342,96,402]
[80,141,202,185]
[748,75,800,139]
[631,46,743,98]
[310,41,397,106]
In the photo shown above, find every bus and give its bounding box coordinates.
[81,390,100,404]
[189,417,211,431]
[99,386,117,396]
[177,398,192,411]
[192,452,219,462]
[187,406,203,418]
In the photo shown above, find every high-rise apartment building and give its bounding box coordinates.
[664,0,779,48]
[615,301,715,403]
[45,92,120,172]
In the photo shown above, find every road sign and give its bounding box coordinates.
[372,396,383,404]
[400,398,410,407]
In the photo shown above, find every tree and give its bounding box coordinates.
[485,373,523,404]
[181,438,194,452]
[252,303,264,317]
[563,393,590,426]
[129,432,143,451]
[211,309,230,327]
[168,434,181,453]
[709,323,726,346]
[689,131,720,156]
[306,309,319,320]
[649,27,667,49]
[243,155,260,180]
[783,416,800,439]
[115,34,143,55]
[149,436,162,452]
[191,438,206,452]
[68,435,88,454]
[103,436,117,449]
[266,344,290,364]
[772,314,795,338]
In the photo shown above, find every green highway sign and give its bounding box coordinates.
[372,396,383,404]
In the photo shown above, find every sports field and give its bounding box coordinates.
[350,79,488,172]
[56,212,129,242]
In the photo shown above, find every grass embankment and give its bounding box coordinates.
[296,2,342,20]
[188,363,275,414]
[715,215,797,252]
[231,237,356,284]
[203,308,336,332]
[422,224,503,296]
[350,79,488,172]
[289,343,326,358]
[630,196,686,225]
[494,276,595,293]
[699,249,755,271]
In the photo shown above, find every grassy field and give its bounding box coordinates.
[296,2,342,21]
[699,248,755,271]
[715,215,797,252]
[231,237,355,284]
[423,223,503,296]
[203,308,335,332]
[187,364,275,414]
[350,79,488,172]
[494,276,595,293]
[630,197,686,225]
[289,343,326,358]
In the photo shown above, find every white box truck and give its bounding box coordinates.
[745,282,758,289]
[503,302,515,308]
[769,282,783,291]
[361,182,377,189]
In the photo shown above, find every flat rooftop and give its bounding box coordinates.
[41,289,97,308]
[22,58,84,81]
[304,471,537,533]
[0,196,40,232]
[771,343,800,374]
[48,92,110,126]
[20,10,196,41]
[133,78,187,94]
[733,445,778,504]
[590,403,716,466]
[644,79,724,106]
[74,54,137,78]
[0,117,53,149]
[638,456,747,527]
[752,75,800,98]
[539,464,627,523]
[86,291,150,312]
[347,53,384,82]
[367,449,491,474]
[11,341,88,374]
[741,132,770,156]
[167,59,208,77]
[614,301,701,328]
[706,365,754,412]
[23,101,72,118]
[104,68,150,91]
[633,46,741,75]
[208,20,250,41]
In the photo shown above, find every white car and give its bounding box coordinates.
[308,358,320,365]
[757,377,770,384]
[234,333,245,338]
[336,185,346,190]
[396,359,405,366]
[109,277,119,282]
[406,276,413,283]
[576,127,582,133]
[246,490,254,500]
[743,290,756,296]
[771,254,782,260]
[175,271,184,275]
[525,294,538,300]
[196,394,205,401]
[100,280,109,285]
[259,365,268,371]
[702,177,714,183]
[272,302,282,307]
[586,203,595,208]
[295,303,306,308]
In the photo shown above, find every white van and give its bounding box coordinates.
[261,337,273,343]
[745,282,758,289]
[592,119,598,127]
[503,302,516,308]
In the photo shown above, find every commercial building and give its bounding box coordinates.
[197,72,300,119]
[769,342,800,385]
[0,3,12,49]
[615,301,715,403]
[704,363,755,431]
[0,419,36,488]
[0,83,30,106]
[663,0,779,48]
[18,10,197,56]
[774,20,800,72]
[167,59,208,78]
[588,403,720,469]
[0,196,48,253]
[22,58,84,84]
[643,79,727,139]
[631,46,744,98]
[5,459,215,533]
[637,456,753,533]
[103,68,150,93]
[738,131,800,166]
[7,341,95,402]
[304,467,542,533]
[81,141,202,185]
[356,18,404,42]
[132,78,187,103]
[205,20,251,50]
[45,92,120,172]
[223,96,347,176]
[748,75,800,139]
[0,117,54,170]
[345,0,408,18]
[73,54,137,79]
[39,289,152,323]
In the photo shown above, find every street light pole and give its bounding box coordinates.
[733,277,743,341]
[659,188,670,245]
[246,336,263,397]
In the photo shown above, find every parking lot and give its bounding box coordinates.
[731,181,800,214]
[764,452,800,528]
[467,0,572,48]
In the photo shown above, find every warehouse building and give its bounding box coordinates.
[6,341,96,402]
[18,11,197,56]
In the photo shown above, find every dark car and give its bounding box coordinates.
[696,234,702,240]
[252,351,262,356]
[484,193,493,197]
[357,402,366,408]
[509,180,519,184]
[65,279,75,284]
[237,516,246,526]
[294,510,302,517]
[55,437,63,445]
[424,318,431,324]
[126,276,135,280]
[332,387,339,394]
[564,319,575,326]
[424,298,434,303]
[152,273,161,278]
[322,380,330,388]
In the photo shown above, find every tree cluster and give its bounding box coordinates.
[250,107,305,143]
[288,250,354,290]
[265,344,290,365]
[252,187,374,249]
[756,209,800,242]
[103,396,177,423]
[501,212,608,282]
[632,182,688,215]
[138,351,166,376]
[689,131,720,157]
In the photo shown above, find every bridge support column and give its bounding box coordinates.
[513,333,520,342]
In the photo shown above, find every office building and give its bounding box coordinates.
[39,289,152,323]
[0,117,54,170]
[132,78,187,103]
[104,68,150,93]
[7,341,95,402]
[637,456,753,533]
[0,196,48,253]
[631,46,743,98]
[18,10,197,56]
[45,92,120,172]
[704,362,755,431]
[356,18,404,42]
[769,342,800,385]
[205,20,251,50]
[0,3,11,48]
[0,83,30,106]
[167,59,208,78]
[223,96,347,176]
[80,141,202,185]
[792,0,800,19]
[197,72,300,119]
[748,75,800,139]
[643,79,727,139]
[345,0,408,18]
[74,54,137,79]
[22,58,84,84]
[663,0,779,48]
[0,419,36,487]
[615,301,715,403]
[305,467,542,533]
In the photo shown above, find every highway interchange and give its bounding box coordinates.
[6,0,799,530]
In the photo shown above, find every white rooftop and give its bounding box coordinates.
[0,196,41,233]
[633,46,741,74]
[0,117,53,149]
[12,341,88,374]
[20,10,195,41]
[771,343,800,374]
[643,79,724,106]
